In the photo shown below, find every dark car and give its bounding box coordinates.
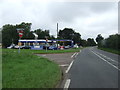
[49,45,57,50]
[22,46,31,49]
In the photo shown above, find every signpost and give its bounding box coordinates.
[45,36,48,52]
[17,28,24,53]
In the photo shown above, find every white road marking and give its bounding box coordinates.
[42,55,46,57]
[75,53,78,58]
[71,52,77,58]
[64,79,71,89]
[91,51,120,71]
[94,51,118,63]
[59,64,69,67]
[66,60,74,73]
[80,50,81,52]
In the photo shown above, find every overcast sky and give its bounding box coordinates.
[0,0,118,40]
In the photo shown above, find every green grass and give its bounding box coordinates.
[98,47,120,55]
[2,49,61,88]
[18,48,80,54]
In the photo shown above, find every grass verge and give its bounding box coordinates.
[17,48,81,54]
[2,49,61,88]
[98,47,120,55]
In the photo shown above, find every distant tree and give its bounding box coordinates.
[49,35,55,40]
[34,29,50,39]
[2,22,32,47]
[58,28,75,39]
[58,28,81,44]
[16,22,32,39]
[87,38,96,46]
[105,34,120,49]
[80,39,88,46]
[72,32,81,45]
[27,31,34,39]
[96,34,104,47]
[2,24,18,47]
[0,30,2,43]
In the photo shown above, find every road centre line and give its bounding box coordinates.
[66,60,74,73]
[64,79,71,89]
[71,52,77,58]
[91,51,120,71]
[94,51,118,63]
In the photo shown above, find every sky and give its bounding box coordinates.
[0,0,118,40]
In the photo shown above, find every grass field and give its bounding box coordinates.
[2,48,81,88]
[98,47,120,55]
[21,48,81,54]
[2,49,62,88]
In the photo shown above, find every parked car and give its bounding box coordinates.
[14,45,24,49]
[22,46,31,49]
[7,44,15,49]
[49,45,57,50]
[64,45,70,49]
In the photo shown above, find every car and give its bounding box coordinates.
[49,45,57,50]
[64,45,70,49]
[14,45,24,49]
[7,44,15,49]
[22,46,31,49]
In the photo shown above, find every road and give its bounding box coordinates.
[68,47,119,88]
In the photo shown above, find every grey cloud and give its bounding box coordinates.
[89,2,116,13]
[0,1,118,39]
[47,2,91,22]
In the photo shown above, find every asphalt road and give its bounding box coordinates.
[69,47,119,88]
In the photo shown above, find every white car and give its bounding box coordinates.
[7,44,15,49]
[14,45,24,49]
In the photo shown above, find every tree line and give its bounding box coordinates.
[95,34,120,50]
[1,22,97,48]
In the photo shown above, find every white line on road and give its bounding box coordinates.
[71,52,77,58]
[80,50,81,52]
[66,60,74,73]
[59,64,69,67]
[91,51,120,71]
[94,51,118,63]
[64,79,71,89]
[75,53,78,58]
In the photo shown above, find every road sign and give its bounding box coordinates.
[16,28,24,53]
[17,28,24,38]
[46,39,48,42]
[19,33,23,38]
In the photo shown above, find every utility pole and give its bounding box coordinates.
[57,23,58,49]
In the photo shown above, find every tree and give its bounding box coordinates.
[58,28,81,44]
[58,28,75,39]
[80,39,87,46]
[34,29,50,39]
[16,22,32,39]
[96,34,104,47]
[2,24,18,47]
[72,32,81,45]
[87,38,96,46]
[105,34,120,49]
[0,30,2,43]
[2,22,32,47]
